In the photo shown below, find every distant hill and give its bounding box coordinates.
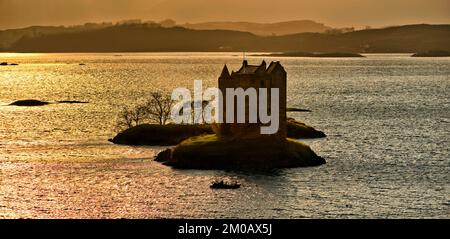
[4,24,450,53]
[0,20,331,49]
[273,24,450,53]
[7,25,257,52]
[0,23,114,49]
[182,20,332,36]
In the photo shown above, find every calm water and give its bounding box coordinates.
[0,53,449,218]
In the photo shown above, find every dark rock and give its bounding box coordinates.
[57,100,89,104]
[154,148,172,162]
[0,62,8,66]
[287,107,311,112]
[287,118,326,138]
[9,100,50,106]
[210,180,241,189]
[9,99,89,106]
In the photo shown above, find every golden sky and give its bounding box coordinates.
[0,0,449,29]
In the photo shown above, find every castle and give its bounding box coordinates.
[218,60,287,139]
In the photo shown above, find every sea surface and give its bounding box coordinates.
[0,53,449,218]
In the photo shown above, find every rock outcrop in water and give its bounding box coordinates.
[57,100,89,104]
[9,100,50,106]
[254,52,365,58]
[412,50,450,57]
[0,62,19,66]
[9,99,89,106]
[287,107,312,112]
[287,118,326,138]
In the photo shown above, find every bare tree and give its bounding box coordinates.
[178,100,210,124]
[116,105,147,130]
[116,91,174,131]
[144,92,173,125]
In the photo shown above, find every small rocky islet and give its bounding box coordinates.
[0,62,19,66]
[9,100,50,106]
[253,52,365,58]
[411,50,450,57]
[8,99,88,106]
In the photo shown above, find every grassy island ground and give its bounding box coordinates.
[110,124,213,146]
[156,135,326,170]
[110,118,326,146]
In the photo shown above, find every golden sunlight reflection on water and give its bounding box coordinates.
[0,53,449,218]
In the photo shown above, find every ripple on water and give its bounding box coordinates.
[0,53,449,218]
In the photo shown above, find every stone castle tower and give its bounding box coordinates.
[218,60,287,139]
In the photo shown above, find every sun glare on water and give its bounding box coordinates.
[0,53,43,58]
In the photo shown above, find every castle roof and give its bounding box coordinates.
[233,60,282,76]
[266,61,282,73]
[219,64,230,78]
[237,65,260,74]
[219,60,285,79]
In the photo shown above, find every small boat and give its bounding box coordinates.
[210,180,241,189]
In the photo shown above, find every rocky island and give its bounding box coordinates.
[0,62,19,66]
[254,52,365,58]
[110,118,326,146]
[412,50,450,57]
[9,100,50,106]
[9,99,89,106]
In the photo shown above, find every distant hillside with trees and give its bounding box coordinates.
[182,20,332,36]
[3,23,449,53]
